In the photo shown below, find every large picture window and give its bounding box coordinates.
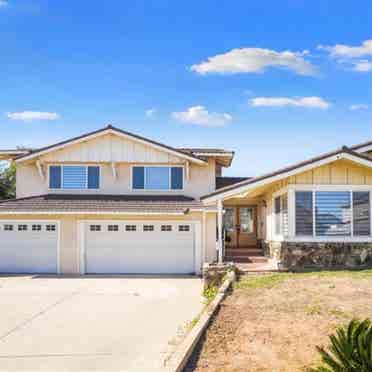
[132,166,183,190]
[295,190,371,237]
[49,165,100,190]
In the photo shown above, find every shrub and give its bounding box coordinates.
[311,319,372,372]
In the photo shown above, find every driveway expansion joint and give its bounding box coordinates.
[0,290,81,342]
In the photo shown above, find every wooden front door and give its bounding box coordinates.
[224,206,257,249]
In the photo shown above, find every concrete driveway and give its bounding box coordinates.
[0,275,204,371]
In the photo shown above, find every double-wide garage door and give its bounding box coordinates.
[0,221,58,273]
[85,221,195,274]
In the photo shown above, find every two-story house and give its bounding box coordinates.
[0,125,232,275]
[2,124,372,275]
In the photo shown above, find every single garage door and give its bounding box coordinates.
[85,221,195,274]
[0,221,58,274]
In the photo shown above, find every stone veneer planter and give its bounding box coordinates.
[264,241,372,270]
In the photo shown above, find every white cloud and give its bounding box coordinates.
[352,60,372,72]
[249,96,330,109]
[319,39,372,58]
[0,1,8,7]
[145,108,157,118]
[349,104,369,111]
[6,111,60,121]
[191,48,317,76]
[319,40,372,73]
[171,106,232,127]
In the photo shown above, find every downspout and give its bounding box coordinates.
[217,199,224,264]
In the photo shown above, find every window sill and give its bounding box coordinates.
[285,236,372,243]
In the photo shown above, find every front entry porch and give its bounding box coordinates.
[219,200,268,264]
[223,205,267,263]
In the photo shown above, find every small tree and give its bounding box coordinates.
[0,162,16,200]
[311,319,372,372]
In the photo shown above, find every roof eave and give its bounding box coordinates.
[201,148,372,203]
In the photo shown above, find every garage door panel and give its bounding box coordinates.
[0,222,58,274]
[85,222,195,274]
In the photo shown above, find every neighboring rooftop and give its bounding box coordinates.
[216,176,252,189]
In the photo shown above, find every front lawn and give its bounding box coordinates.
[187,270,372,372]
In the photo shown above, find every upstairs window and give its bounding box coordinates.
[49,166,100,190]
[132,166,183,190]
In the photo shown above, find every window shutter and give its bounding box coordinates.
[295,191,313,236]
[49,166,61,189]
[133,167,145,189]
[171,167,183,190]
[353,191,370,236]
[88,166,100,189]
[315,191,351,236]
[282,194,288,237]
[274,196,281,235]
[62,166,87,189]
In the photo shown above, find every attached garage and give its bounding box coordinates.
[82,221,198,274]
[0,221,59,274]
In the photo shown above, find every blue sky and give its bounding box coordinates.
[1,0,372,176]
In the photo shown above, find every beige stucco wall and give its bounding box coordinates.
[0,212,217,274]
[17,160,216,199]
[205,212,217,263]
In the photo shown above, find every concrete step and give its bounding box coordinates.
[225,249,263,256]
[225,255,269,263]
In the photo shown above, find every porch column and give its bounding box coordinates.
[217,198,224,264]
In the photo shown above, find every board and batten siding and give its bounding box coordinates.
[15,133,216,198]
[262,159,372,241]
[40,134,184,164]
[266,160,372,195]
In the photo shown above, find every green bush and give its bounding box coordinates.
[202,286,218,304]
[311,319,372,372]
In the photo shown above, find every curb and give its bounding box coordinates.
[163,270,236,372]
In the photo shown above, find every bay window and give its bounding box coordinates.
[295,190,371,237]
[132,166,183,190]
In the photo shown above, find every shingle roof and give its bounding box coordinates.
[178,148,234,155]
[0,194,210,214]
[216,177,252,189]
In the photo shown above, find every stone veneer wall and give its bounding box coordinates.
[263,241,372,270]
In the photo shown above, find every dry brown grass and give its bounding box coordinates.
[186,270,372,372]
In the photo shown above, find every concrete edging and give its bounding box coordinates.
[163,270,236,372]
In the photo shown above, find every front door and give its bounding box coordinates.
[224,207,256,248]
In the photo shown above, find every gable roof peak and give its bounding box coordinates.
[15,124,207,165]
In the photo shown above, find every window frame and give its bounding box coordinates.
[289,185,372,242]
[272,190,289,240]
[48,164,101,191]
[131,165,184,191]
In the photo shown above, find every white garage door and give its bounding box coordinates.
[84,221,195,274]
[0,221,58,274]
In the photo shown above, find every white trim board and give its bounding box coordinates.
[0,209,213,215]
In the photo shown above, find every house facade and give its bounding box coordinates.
[1,125,372,274]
